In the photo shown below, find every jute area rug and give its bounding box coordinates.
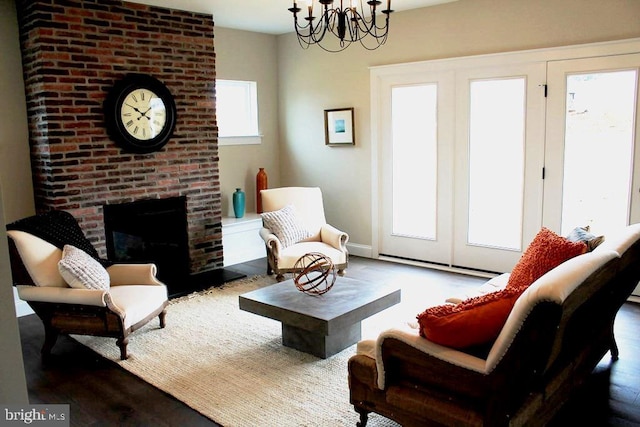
[73,274,463,427]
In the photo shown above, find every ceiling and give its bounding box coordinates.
[126,0,457,35]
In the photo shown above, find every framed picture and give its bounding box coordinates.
[324,108,355,146]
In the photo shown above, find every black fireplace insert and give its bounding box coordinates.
[103,197,190,297]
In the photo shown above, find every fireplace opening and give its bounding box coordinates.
[104,197,190,297]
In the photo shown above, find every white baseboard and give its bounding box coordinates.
[377,255,497,279]
[345,244,493,278]
[346,243,372,258]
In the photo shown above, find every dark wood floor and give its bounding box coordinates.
[18,256,640,426]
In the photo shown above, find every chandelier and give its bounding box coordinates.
[288,0,394,52]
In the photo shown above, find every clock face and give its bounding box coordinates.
[119,89,167,141]
[104,74,177,154]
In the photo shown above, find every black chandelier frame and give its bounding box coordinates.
[289,0,394,52]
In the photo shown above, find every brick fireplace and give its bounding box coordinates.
[16,0,223,275]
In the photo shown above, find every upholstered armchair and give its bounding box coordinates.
[259,187,349,281]
[6,210,168,360]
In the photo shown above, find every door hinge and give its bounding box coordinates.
[542,167,546,179]
[543,84,548,98]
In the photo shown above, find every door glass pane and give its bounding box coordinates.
[468,78,526,250]
[391,84,437,239]
[561,70,638,235]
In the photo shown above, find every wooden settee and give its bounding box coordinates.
[348,224,640,426]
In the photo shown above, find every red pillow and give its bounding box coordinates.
[506,227,587,291]
[417,288,522,349]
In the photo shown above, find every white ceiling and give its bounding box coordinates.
[126,0,457,35]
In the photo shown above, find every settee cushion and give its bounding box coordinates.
[58,244,110,291]
[507,227,587,291]
[445,272,509,304]
[261,204,312,248]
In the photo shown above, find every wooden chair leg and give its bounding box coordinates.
[266,245,274,275]
[41,324,59,358]
[610,326,620,360]
[159,310,167,329]
[355,406,369,427]
[117,336,129,360]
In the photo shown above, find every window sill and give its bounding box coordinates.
[219,135,262,146]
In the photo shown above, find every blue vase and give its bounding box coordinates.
[233,188,245,218]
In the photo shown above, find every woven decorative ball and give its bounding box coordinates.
[293,252,337,295]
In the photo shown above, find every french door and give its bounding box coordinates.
[544,54,640,297]
[378,64,546,273]
[378,72,455,266]
[452,64,546,272]
[543,54,640,235]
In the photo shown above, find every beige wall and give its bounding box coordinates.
[0,181,29,403]
[0,0,35,361]
[215,27,280,217]
[276,0,640,252]
[0,0,34,223]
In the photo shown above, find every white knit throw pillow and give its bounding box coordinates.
[58,245,110,290]
[261,204,312,248]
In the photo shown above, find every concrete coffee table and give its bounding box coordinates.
[239,276,401,358]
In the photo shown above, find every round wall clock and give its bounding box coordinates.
[104,73,177,153]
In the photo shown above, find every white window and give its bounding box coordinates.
[216,79,261,145]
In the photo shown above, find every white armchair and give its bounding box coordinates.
[259,187,349,281]
[6,211,168,360]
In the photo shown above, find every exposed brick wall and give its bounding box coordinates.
[16,0,222,273]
